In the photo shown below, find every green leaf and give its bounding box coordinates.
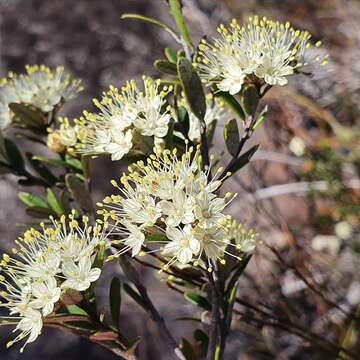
[177,57,206,121]
[25,206,54,219]
[240,84,259,117]
[46,188,64,216]
[184,292,211,311]
[32,156,71,169]
[168,0,193,47]
[180,338,197,360]
[65,174,94,213]
[177,106,190,136]
[165,47,178,64]
[65,154,83,172]
[66,304,89,316]
[4,138,25,171]
[26,153,57,186]
[215,92,245,120]
[154,60,178,76]
[224,119,240,157]
[252,105,268,130]
[9,103,46,129]
[121,13,179,42]
[18,192,48,209]
[229,144,259,175]
[0,131,7,162]
[109,277,121,328]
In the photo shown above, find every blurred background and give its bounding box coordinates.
[0,0,359,359]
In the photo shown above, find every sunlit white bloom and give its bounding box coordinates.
[159,190,194,227]
[194,190,226,228]
[193,225,227,261]
[29,277,61,316]
[12,309,43,351]
[61,256,101,292]
[75,77,173,160]
[0,83,18,130]
[334,221,353,240]
[111,220,146,257]
[289,136,306,157]
[105,129,133,161]
[197,16,326,94]
[12,65,82,113]
[0,213,107,350]
[99,147,237,268]
[163,225,200,265]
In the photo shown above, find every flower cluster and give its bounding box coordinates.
[0,213,106,351]
[74,77,173,161]
[0,65,83,130]
[98,147,256,270]
[197,16,327,95]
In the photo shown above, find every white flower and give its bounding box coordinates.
[99,147,237,267]
[61,256,101,292]
[12,65,82,113]
[29,277,61,316]
[113,220,145,257]
[197,16,325,94]
[105,129,133,161]
[194,190,226,228]
[159,190,194,227]
[289,136,306,157]
[75,77,172,160]
[0,83,18,130]
[0,213,107,349]
[164,225,200,264]
[193,225,227,261]
[334,221,353,240]
[121,192,162,226]
[14,309,43,348]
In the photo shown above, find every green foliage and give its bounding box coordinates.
[177,57,206,121]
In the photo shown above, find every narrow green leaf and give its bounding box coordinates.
[252,105,268,130]
[165,47,178,64]
[65,154,83,172]
[229,144,260,175]
[109,277,121,328]
[177,57,206,121]
[168,0,193,47]
[0,131,7,162]
[177,106,190,135]
[33,155,81,171]
[154,60,178,76]
[66,304,89,316]
[25,206,54,219]
[240,84,259,117]
[215,92,245,120]
[65,174,94,213]
[46,188,64,216]
[18,192,48,209]
[184,292,211,311]
[4,138,25,171]
[224,119,240,157]
[26,153,57,186]
[121,13,179,42]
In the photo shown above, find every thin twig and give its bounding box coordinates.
[119,256,181,359]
